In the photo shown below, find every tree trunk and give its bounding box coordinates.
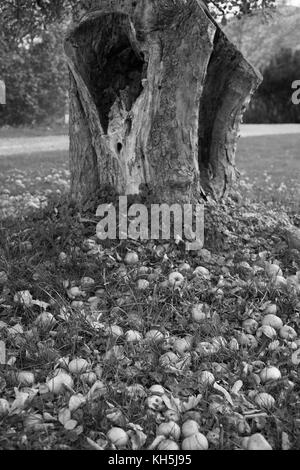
[65,0,261,206]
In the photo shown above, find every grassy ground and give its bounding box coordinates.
[0,131,299,450]
[0,151,69,218]
[0,133,298,221]
[0,124,69,138]
[238,134,300,185]
[237,134,300,214]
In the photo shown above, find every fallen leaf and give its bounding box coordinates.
[291,349,300,366]
[86,437,105,450]
[161,394,181,413]
[181,394,203,412]
[10,390,30,413]
[127,423,147,450]
[32,299,50,310]
[64,419,78,430]
[58,407,71,426]
[231,380,243,396]
[213,383,234,406]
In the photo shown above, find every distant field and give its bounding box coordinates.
[237,133,300,186]
[0,125,68,138]
[237,133,300,215]
[0,150,68,173]
[0,149,69,218]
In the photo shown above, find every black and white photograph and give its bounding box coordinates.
[0,0,300,453]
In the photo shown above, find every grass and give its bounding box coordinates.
[237,134,300,218]
[0,151,69,218]
[238,134,300,183]
[0,150,68,171]
[0,124,69,138]
[0,129,299,450]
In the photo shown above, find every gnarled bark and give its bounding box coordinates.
[65,0,261,205]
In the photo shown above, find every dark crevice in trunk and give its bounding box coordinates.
[198,29,221,172]
[70,13,145,133]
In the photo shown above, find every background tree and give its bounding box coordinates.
[245,49,300,123]
[0,23,68,126]
[0,1,277,36]
[225,3,300,123]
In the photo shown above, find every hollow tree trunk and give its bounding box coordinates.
[65,0,261,206]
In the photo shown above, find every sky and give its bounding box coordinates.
[283,0,300,5]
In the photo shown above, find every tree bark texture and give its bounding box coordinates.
[65,0,262,206]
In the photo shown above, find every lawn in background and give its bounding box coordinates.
[0,150,69,218]
[0,129,299,218]
[236,133,300,216]
[237,134,300,186]
[0,124,69,138]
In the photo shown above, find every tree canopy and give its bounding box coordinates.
[0,23,68,126]
[0,0,276,43]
